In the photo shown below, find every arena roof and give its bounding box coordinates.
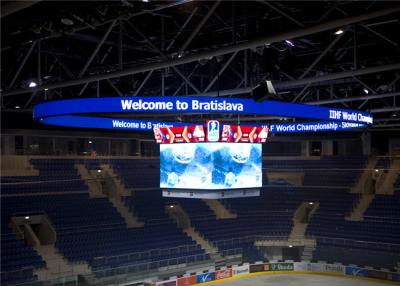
[1,0,400,129]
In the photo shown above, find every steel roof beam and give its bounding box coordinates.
[2,6,400,97]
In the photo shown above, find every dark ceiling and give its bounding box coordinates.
[1,0,400,129]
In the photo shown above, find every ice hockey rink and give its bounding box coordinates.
[210,274,392,286]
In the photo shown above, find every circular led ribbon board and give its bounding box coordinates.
[33,96,372,134]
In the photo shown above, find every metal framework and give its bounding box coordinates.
[1,1,400,128]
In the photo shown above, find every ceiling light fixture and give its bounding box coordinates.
[28,81,37,88]
[285,40,295,47]
[363,88,369,94]
[334,29,344,35]
[61,18,74,26]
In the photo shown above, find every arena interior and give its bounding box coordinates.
[1,1,400,286]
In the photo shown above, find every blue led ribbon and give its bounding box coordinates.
[34,96,372,133]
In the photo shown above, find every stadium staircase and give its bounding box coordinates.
[109,197,144,228]
[203,200,237,219]
[301,243,316,261]
[100,164,129,196]
[34,244,91,281]
[376,158,400,194]
[289,202,319,240]
[76,162,143,227]
[346,194,375,221]
[351,156,377,194]
[1,155,38,176]
[166,204,222,261]
[74,164,105,198]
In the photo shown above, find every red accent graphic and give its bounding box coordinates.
[154,126,205,144]
[221,125,269,143]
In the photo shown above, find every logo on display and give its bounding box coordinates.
[270,263,294,271]
[345,266,368,277]
[196,272,215,283]
[207,120,220,142]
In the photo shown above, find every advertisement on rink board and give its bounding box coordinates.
[146,262,400,286]
[232,264,250,276]
[196,272,215,283]
[324,264,345,274]
[345,266,368,277]
[152,280,177,286]
[269,263,294,271]
[177,275,197,286]
[249,264,265,273]
[215,268,232,280]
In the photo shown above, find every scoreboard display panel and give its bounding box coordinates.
[160,143,262,190]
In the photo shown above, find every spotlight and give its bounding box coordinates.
[44,88,49,91]
[142,0,149,2]
[25,216,30,220]
[308,202,314,206]
[97,169,102,173]
[288,245,293,248]
[89,141,92,144]
[285,40,294,47]
[170,205,174,208]
[363,88,369,94]
[334,29,344,35]
[28,81,37,88]
[15,105,20,109]
[375,169,379,173]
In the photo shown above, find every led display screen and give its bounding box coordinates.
[160,143,262,190]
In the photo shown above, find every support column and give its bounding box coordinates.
[322,141,333,156]
[301,141,310,157]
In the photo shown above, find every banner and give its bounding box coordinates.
[345,266,368,277]
[232,264,249,276]
[215,269,232,280]
[196,272,215,283]
[269,263,294,271]
[34,97,373,124]
[177,276,196,286]
[249,264,265,273]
